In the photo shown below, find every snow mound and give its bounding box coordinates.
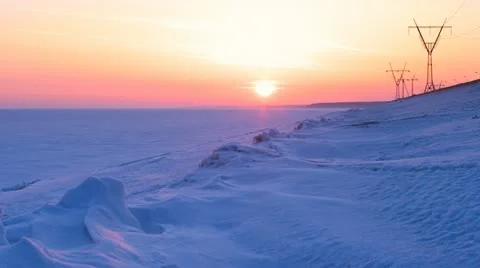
[252,129,281,144]
[294,117,328,130]
[1,177,144,267]
[59,177,140,229]
[199,143,280,168]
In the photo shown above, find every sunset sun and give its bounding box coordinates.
[254,80,277,98]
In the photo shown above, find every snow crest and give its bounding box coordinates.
[1,177,144,267]
[199,142,281,168]
[252,129,281,144]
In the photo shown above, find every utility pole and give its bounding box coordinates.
[410,74,418,96]
[408,19,452,93]
[386,63,410,100]
[403,74,419,97]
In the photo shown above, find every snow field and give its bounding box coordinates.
[1,82,480,267]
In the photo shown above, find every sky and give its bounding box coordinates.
[1,0,480,108]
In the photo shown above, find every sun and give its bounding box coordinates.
[254,80,277,98]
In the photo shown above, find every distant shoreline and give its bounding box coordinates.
[267,101,388,109]
[0,101,389,110]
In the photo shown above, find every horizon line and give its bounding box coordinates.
[0,101,388,110]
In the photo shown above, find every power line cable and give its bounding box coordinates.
[443,0,480,39]
[446,0,468,23]
[444,25,480,39]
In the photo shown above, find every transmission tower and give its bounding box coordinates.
[400,78,408,98]
[403,74,419,96]
[386,63,410,100]
[408,19,452,93]
[436,80,445,89]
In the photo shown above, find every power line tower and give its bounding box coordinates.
[436,80,445,89]
[391,63,410,99]
[404,74,418,96]
[386,63,410,100]
[408,19,452,93]
[400,78,408,98]
[403,74,419,96]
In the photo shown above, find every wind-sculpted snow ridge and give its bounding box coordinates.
[199,142,281,168]
[2,81,480,267]
[0,177,164,268]
[252,128,282,144]
[2,179,41,192]
[293,117,329,130]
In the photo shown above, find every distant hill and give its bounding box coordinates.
[393,79,480,101]
[423,79,480,95]
[305,101,387,108]
[264,101,387,109]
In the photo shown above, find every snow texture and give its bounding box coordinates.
[252,129,281,144]
[2,180,41,192]
[1,81,480,267]
[0,208,6,246]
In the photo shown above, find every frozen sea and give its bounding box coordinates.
[0,108,337,191]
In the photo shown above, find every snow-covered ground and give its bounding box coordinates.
[0,108,330,217]
[1,82,480,267]
[0,108,330,187]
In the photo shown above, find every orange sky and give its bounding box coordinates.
[1,0,480,108]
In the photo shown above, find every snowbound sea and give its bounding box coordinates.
[1,81,480,267]
[0,108,333,214]
[1,108,332,186]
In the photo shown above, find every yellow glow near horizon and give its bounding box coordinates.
[254,80,277,97]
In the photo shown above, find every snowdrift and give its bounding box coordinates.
[1,177,146,267]
[2,81,480,267]
[199,142,281,168]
